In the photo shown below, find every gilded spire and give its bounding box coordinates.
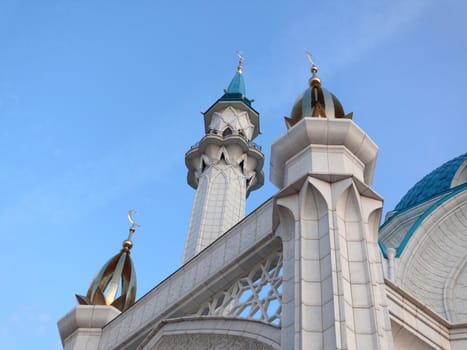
[76,210,139,312]
[225,51,247,97]
[236,50,244,74]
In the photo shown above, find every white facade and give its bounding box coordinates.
[271,118,393,349]
[58,63,467,349]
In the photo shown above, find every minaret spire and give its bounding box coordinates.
[183,54,264,263]
[75,210,139,312]
[236,50,244,73]
[306,51,321,87]
[225,51,247,97]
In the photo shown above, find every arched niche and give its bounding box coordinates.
[140,317,280,350]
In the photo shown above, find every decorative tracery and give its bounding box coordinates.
[196,251,283,325]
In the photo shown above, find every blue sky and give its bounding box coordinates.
[0,0,466,348]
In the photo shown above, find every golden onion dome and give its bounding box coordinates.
[75,210,139,312]
[285,54,353,129]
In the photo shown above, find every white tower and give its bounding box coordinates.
[183,56,264,263]
[271,60,394,349]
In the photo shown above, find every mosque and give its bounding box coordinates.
[57,55,467,349]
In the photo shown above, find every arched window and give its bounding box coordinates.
[222,128,233,137]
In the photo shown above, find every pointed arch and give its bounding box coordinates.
[222,127,233,137]
[276,202,296,243]
[216,146,232,166]
[199,155,211,173]
[367,207,382,244]
[336,183,362,227]
[300,179,328,223]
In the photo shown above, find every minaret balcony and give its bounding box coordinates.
[186,132,263,160]
[185,132,264,192]
[207,128,262,150]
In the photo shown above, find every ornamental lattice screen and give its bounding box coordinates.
[196,250,283,325]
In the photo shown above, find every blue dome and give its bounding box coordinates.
[395,153,467,212]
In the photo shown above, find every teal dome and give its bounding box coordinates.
[395,153,467,212]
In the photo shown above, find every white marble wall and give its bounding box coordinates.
[385,280,465,350]
[57,306,121,350]
[396,192,467,323]
[184,161,246,260]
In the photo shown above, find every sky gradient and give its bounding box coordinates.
[1,1,466,348]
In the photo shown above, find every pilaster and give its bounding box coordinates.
[273,118,393,350]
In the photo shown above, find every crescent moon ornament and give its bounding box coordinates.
[306,51,319,76]
[235,51,244,73]
[306,51,315,66]
[127,210,140,242]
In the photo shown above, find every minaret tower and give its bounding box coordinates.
[183,54,264,263]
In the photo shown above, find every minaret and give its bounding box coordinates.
[271,55,393,350]
[183,54,264,263]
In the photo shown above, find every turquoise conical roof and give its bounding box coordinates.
[226,71,246,95]
[217,56,252,107]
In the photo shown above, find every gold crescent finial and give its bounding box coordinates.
[306,51,318,74]
[306,51,314,65]
[236,51,244,74]
[306,51,321,87]
[128,209,140,229]
[126,210,140,245]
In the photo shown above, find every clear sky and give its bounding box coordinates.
[0,0,466,348]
